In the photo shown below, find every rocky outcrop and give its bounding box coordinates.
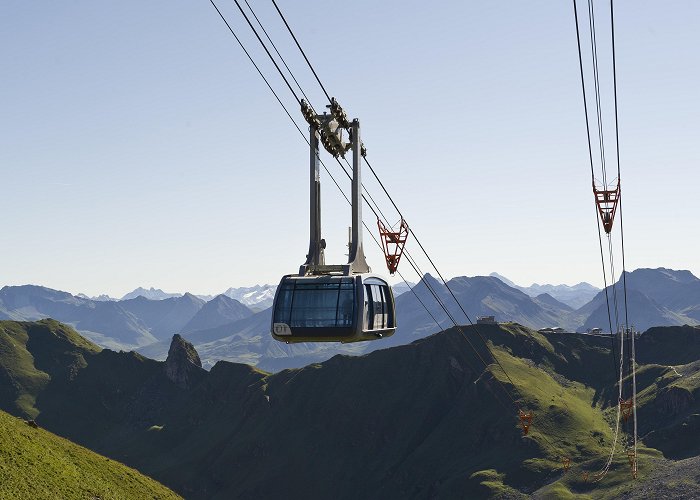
[658,385,695,416]
[164,334,204,389]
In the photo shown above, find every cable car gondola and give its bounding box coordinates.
[272,273,395,342]
[271,112,396,343]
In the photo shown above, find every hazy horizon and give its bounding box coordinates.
[3,265,695,299]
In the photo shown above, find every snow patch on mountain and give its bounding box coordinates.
[222,285,277,310]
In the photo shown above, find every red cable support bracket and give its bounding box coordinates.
[619,397,633,422]
[518,409,533,436]
[377,218,409,275]
[593,178,621,234]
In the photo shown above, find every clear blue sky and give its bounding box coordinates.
[2,1,698,297]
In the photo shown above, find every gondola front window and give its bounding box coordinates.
[274,278,355,328]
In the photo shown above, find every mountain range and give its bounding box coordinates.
[489,272,600,308]
[2,318,699,498]
[79,282,415,309]
[175,268,700,371]
[0,285,210,349]
[1,268,698,372]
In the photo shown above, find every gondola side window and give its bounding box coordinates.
[364,290,371,330]
[365,283,390,330]
[374,284,386,329]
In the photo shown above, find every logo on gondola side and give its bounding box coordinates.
[273,323,292,336]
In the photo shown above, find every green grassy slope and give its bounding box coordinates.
[0,319,100,418]
[0,409,181,500]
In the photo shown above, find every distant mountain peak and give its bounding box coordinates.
[208,293,232,304]
[165,334,203,389]
[121,287,182,301]
[77,293,115,302]
[489,272,516,287]
[392,281,416,297]
[626,267,699,283]
[421,273,442,287]
[534,292,574,312]
[179,294,252,334]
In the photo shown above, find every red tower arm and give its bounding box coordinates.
[593,179,621,234]
[377,219,409,275]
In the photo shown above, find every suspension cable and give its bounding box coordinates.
[242,0,313,105]
[596,212,619,377]
[612,0,636,468]
[230,0,301,104]
[270,0,333,103]
[587,0,610,188]
[206,0,304,135]
[573,0,619,379]
[607,234,621,332]
[610,0,630,333]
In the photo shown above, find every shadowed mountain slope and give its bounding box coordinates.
[137,307,363,371]
[118,293,205,340]
[621,268,699,304]
[180,294,253,334]
[581,289,693,333]
[0,285,155,347]
[533,293,574,312]
[0,286,211,348]
[579,268,700,332]
[5,319,700,498]
[379,275,581,352]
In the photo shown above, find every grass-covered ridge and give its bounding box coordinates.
[467,323,685,498]
[0,409,181,500]
[0,319,100,418]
